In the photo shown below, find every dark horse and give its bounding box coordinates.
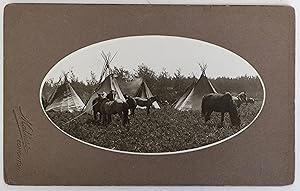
[134,96,157,115]
[100,98,129,126]
[124,94,137,116]
[106,90,116,101]
[232,92,247,108]
[92,93,106,122]
[201,92,241,126]
[92,92,129,126]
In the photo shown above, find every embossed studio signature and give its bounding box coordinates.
[13,106,33,172]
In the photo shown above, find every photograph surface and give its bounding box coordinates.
[41,36,265,154]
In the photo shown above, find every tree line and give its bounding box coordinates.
[42,64,264,104]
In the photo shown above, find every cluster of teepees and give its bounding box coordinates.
[173,63,217,111]
[45,52,216,114]
[44,51,160,116]
[43,53,220,130]
[45,73,85,112]
[82,51,160,115]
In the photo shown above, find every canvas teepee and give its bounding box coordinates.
[83,51,126,114]
[45,73,85,112]
[173,64,217,111]
[135,80,160,109]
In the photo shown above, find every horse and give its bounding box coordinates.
[124,94,137,116]
[201,92,241,126]
[92,92,107,122]
[134,96,157,115]
[106,90,116,101]
[246,97,255,104]
[100,98,129,126]
[232,92,247,108]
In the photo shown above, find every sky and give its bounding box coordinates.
[44,36,259,83]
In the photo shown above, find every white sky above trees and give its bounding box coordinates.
[44,36,259,83]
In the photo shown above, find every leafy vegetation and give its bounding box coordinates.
[43,63,264,153]
[47,101,262,153]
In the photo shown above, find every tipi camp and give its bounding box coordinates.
[135,80,160,109]
[83,51,126,114]
[45,74,85,112]
[173,64,217,111]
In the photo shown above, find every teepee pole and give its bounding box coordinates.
[198,62,208,76]
[94,51,118,92]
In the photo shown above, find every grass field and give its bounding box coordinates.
[47,102,263,153]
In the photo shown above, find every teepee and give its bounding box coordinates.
[136,80,160,109]
[173,64,217,111]
[83,51,126,114]
[45,73,85,112]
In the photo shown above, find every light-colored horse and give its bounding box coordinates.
[134,96,157,115]
[246,97,255,104]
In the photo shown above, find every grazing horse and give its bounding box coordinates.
[202,92,241,126]
[232,92,247,108]
[92,92,107,122]
[100,98,129,126]
[134,96,157,115]
[124,94,137,116]
[246,97,255,104]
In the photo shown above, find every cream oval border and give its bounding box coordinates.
[39,35,266,156]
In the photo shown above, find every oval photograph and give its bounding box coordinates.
[41,36,265,154]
